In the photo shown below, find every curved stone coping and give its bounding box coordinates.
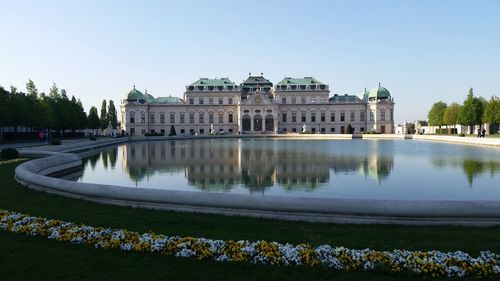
[13,149,500,226]
[413,134,500,147]
[129,134,500,147]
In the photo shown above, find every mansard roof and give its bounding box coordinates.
[152,96,184,104]
[241,75,273,86]
[189,78,235,87]
[329,94,363,103]
[277,77,325,85]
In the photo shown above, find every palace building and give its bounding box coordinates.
[119,74,395,136]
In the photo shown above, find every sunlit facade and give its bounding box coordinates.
[120,74,395,136]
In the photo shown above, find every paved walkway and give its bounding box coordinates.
[0,138,105,151]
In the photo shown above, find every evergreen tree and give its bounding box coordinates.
[458,88,484,134]
[427,101,447,128]
[26,79,38,98]
[169,125,177,136]
[87,106,100,129]
[100,100,108,129]
[346,124,353,134]
[107,100,118,129]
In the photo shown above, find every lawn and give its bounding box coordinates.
[1,158,499,280]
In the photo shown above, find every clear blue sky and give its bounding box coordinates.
[1,0,499,123]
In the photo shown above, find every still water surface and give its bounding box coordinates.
[74,139,500,201]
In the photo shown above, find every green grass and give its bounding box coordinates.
[1,159,500,280]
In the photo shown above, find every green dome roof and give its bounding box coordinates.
[368,83,391,100]
[143,90,155,103]
[126,86,145,100]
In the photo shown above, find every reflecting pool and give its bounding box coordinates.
[74,139,500,200]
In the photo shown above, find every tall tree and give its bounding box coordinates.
[458,88,484,134]
[48,83,60,98]
[107,100,118,129]
[427,101,447,128]
[482,96,500,126]
[87,106,100,129]
[100,100,108,129]
[26,79,38,98]
[0,86,12,140]
[443,103,461,128]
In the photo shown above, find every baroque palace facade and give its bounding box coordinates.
[120,74,395,136]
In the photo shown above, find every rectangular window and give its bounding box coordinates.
[141,112,145,123]
[160,129,165,135]
[301,97,306,104]
[360,111,365,122]
[160,113,165,124]
[149,113,155,124]
[311,112,316,122]
[209,98,214,105]
[282,113,287,123]
[229,128,233,133]
[321,97,326,103]
[198,98,204,105]
[189,98,194,105]
[291,112,297,123]
[180,113,185,124]
[370,111,374,121]
[199,128,204,134]
[291,97,296,104]
[170,112,175,123]
[209,113,214,124]
[330,127,335,132]
[189,113,194,124]
[390,109,393,121]
[141,129,146,135]
[381,110,386,121]
[199,113,204,124]
[228,98,233,104]
[218,113,223,124]
[361,127,365,132]
[350,111,355,122]
[282,97,286,104]
[218,98,223,105]
[311,97,316,103]
[228,113,233,123]
[180,129,185,134]
[301,112,306,122]
[321,112,325,122]
[130,113,135,124]
[340,112,345,122]
[330,112,335,122]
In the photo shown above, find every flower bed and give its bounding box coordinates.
[1,209,498,278]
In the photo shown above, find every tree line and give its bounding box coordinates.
[0,80,119,138]
[427,88,500,134]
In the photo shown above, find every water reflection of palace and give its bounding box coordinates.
[82,140,395,192]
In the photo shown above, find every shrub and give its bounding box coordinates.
[458,133,466,137]
[89,136,97,141]
[1,148,19,160]
[51,139,62,145]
